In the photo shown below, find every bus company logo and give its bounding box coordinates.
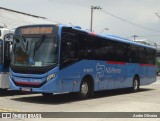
[1,113,42,119]
[2,113,11,119]
[96,63,121,80]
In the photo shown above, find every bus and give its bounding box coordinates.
[0,28,13,90]
[156,49,160,75]
[8,24,156,99]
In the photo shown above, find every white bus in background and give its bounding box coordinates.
[0,27,14,91]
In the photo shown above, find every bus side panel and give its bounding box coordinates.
[113,64,127,89]
[125,63,135,88]
[0,64,10,89]
[57,60,156,94]
[98,62,127,90]
[139,65,146,86]
[96,62,114,90]
[141,66,156,85]
[58,60,90,93]
[58,60,113,93]
[0,73,9,89]
[125,64,156,87]
[125,63,147,88]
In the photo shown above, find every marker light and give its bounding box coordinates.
[89,31,97,36]
[47,73,56,82]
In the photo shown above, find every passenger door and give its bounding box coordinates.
[60,31,79,92]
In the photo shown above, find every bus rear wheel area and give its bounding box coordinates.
[78,76,93,100]
[132,76,140,92]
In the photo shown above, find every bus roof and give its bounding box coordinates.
[70,26,156,50]
[98,34,156,50]
[15,24,156,50]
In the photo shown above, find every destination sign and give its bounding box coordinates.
[20,27,53,35]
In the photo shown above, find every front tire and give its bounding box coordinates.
[132,77,140,92]
[78,78,91,99]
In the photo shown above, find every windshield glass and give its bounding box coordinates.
[11,35,58,67]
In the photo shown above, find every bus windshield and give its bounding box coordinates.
[11,35,58,67]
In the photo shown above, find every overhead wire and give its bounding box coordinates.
[127,35,160,39]
[46,1,160,34]
[100,9,160,33]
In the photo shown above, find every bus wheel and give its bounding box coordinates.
[78,78,91,99]
[132,77,140,92]
[42,93,54,97]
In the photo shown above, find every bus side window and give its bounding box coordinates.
[62,40,77,59]
[60,34,78,68]
[146,49,156,64]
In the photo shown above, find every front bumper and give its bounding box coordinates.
[9,76,57,93]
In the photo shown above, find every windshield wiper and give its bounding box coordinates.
[34,35,46,52]
[32,35,46,58]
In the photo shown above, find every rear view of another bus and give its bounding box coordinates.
[156,49,160,75]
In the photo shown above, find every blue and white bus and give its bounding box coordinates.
[0,28,13,90]
[8,24,156,99]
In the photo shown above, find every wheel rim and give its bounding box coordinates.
[134,79,138,90]
[81,82,88,96]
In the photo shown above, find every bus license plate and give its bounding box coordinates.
[21,87,31,92]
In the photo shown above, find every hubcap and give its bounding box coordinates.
[81,82,88,96]
[134,79,138,90]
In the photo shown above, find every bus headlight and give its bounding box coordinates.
[47,73,56,82]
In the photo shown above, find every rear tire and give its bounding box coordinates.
[78,78,91,99]
[132,77,140,92]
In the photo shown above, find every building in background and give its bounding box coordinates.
[0,7,57,29]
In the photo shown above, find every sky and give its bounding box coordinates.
[1,0,160,45]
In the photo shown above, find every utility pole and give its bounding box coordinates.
[132,35,138,41]
[90,6,102,32]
